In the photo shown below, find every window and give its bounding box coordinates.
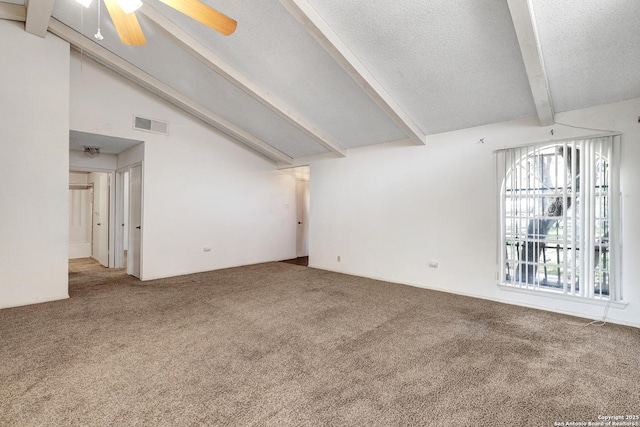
[498,135,621,301]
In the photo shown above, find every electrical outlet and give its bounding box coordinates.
[203,247,211,252]
[428,260,439,268]
[337,255,341,262]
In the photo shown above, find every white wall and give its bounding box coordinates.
[68,188,92,259]
[117,144,144,170]
[69,171,89,185]
[308,98,640,328]
[69,51,297,280]
[0,21,70,308]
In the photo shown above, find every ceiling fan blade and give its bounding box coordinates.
[103,0,147,45]
[157,0,237,35]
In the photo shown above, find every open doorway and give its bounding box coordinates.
[281,165,310,267]
[68,130,144,279]
[295,167,310,259]
[68,171,110,267]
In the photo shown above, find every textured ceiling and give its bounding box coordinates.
[51,0,407,158]
[10,0,639,160]
[147,0,409,147]
[305,0,538,134]
[532,0,640,113]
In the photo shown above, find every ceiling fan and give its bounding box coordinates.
[77,0,237,46]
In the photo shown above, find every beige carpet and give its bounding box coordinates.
[1,260,638,426]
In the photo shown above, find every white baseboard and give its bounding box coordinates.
[307,264,640,330]
[0,294,69,310]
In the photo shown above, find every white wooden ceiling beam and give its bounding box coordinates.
[138,3,347,157]
[279,0,426,145]
[507,0,554,126]
[47,19,294,165]
[0,3,26,22]
[25,0,55,37]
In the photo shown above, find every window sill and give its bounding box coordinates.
[497,283,629,309]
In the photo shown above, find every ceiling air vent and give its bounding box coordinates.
[133,115,169,135]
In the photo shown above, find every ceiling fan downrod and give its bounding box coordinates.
[94,0,104,40]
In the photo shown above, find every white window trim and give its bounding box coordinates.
[495,133,623,302]
[496,284,628,309]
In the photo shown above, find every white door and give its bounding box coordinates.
[128,165,142,278]
[296,179,310,257]
[91,173,110,267]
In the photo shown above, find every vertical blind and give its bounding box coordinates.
[497,134,621,301]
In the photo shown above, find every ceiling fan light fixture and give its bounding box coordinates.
[116,0,143,14]
[75,0,93,8]
[83,146,101,158]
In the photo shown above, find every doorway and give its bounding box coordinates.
[295,170,310,258]
[126,164,142,278]
[69,166,142,277]
[68,171,110,267]
[281,165,310,266]
[68,131,144,279]
[114,164,142,278]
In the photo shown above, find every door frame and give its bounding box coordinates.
[279,165,310,259]
[296,178,310,257]
[115,162,143,277]
[69,167,116,268]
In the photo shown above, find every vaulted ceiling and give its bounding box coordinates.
[2,0,639,164]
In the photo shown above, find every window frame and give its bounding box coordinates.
[496,133,622,303]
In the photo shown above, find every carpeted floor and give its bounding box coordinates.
[1,260,638,426]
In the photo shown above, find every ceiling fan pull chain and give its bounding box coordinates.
[95,0,104,40]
